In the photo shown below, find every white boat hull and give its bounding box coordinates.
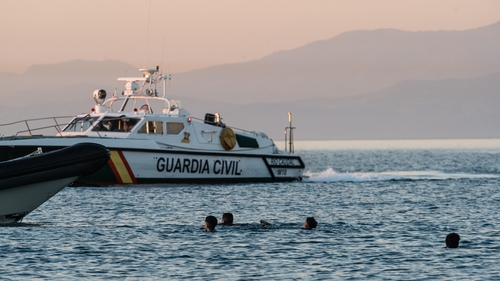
[100,149,304,184]
[0,176,79,223]
[0,139,304,185]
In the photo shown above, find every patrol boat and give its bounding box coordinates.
[0,67,304,185]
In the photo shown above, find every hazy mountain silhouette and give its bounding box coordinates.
[180,70,500,140]
[1,21,500,139]
[173,21,500,104]
[0,60,138,107]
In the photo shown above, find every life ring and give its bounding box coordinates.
[220,127,236,150]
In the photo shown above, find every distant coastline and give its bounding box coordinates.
[292,138,500,151]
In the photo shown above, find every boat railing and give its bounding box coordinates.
[0,116,74,138]
[190,116,270,139]
[104,95,178,115]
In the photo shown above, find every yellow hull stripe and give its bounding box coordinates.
[109,150,134,184]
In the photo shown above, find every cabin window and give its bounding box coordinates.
[236,134,259,148]
[92,117,140,132]
[166,122,184,135]
[138,121,164,135]
[63,117,99,132]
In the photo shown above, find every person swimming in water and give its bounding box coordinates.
[204,215,218,232]
[221,212,234,225]
[302,217,318,230]
[260,220,272,226]
[446,232,460,248]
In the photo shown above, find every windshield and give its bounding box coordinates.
[92,117,141,133]
[63,116,142,133]
[63,116,99,132]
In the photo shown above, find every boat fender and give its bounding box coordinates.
[220,127,236,150]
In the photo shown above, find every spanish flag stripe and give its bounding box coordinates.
[117,150,137,183]
[107,155,124,184]
[109,150,136,184]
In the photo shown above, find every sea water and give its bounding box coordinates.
[1,139,500,280]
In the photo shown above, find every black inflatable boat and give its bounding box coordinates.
[0,142,109,223]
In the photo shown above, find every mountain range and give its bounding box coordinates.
[1,21,500,140]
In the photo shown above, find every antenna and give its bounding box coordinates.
[143,0,152,68]
[284,129,287,152]
[285,112,295,153]
[114,74,118,97]
[161,37,165,73]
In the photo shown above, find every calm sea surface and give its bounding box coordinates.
[2,139,500,280]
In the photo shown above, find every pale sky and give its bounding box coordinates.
[1,0,500,74]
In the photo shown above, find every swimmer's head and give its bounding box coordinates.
[446,233,460,248]
[221,212,234,225]
[205,215,218,232]
[303,217,317,229]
